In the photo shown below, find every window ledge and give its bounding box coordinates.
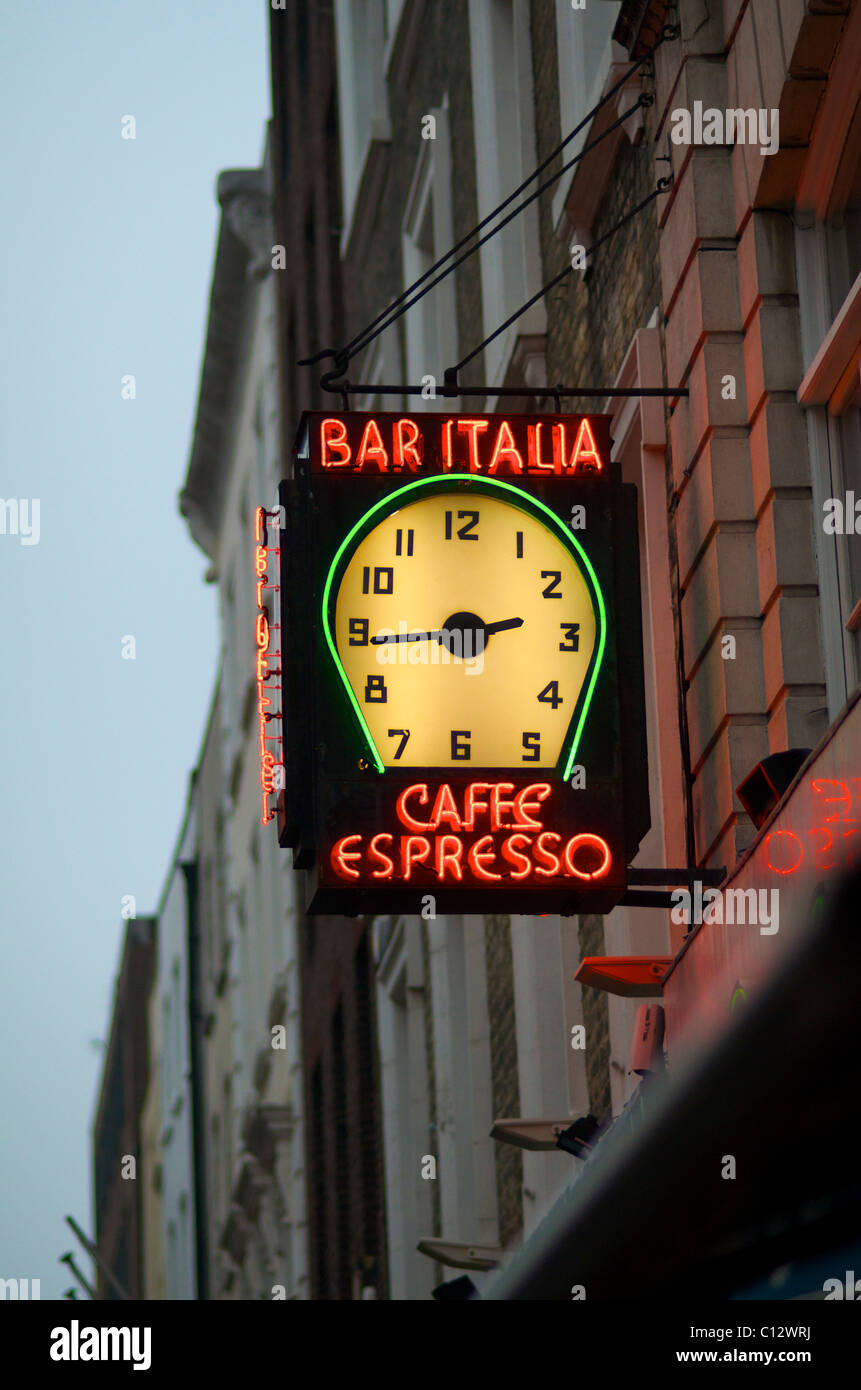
[341,125,392,264]
[798,268,861,414]
[552,50,638,240]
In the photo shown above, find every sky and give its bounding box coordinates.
[0,0,269,1298]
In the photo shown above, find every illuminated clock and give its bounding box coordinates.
[322,476,605,774]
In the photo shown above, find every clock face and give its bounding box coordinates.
[323,477,605,773]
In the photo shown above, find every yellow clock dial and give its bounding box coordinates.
[329,485,600,770]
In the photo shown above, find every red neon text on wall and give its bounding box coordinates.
[254,507,284,826]
[763,777,861,876]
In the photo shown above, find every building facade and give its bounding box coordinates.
[92,916,156,1300]
[269,0,390,1300]
[180,147,309,1299]
[94,0,860,1302]
[314,0,860,1297]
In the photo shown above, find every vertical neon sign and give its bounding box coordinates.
[254,506,284,825]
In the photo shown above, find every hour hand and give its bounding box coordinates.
[484,617,523,636]
[370,628,431,645]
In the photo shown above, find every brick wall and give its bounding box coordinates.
[531,0,667,1121]
[655,0,844,872]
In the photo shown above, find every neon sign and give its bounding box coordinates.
[279,409,650,913]
[311,411,609,477]
[328,780,612,887]
[254,506,284,826]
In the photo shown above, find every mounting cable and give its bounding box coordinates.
[299,21,681,390]
[326,90,653,379]
[446,176,674,390]
[319,173,682,401]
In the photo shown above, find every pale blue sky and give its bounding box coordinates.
[0,1,269,1297]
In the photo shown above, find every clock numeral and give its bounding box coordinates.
[541,570,562,598]
[451,729,471,760]
[537,680,563,710]
[348,618,369,646]
[388,728,410,759]
[559,622,580,652]
[516,530,524,558]
[364,675,387,703]
[395,528,414,556]
[444,509,479,541]
[522,732,541,761]
[362,565,394,595]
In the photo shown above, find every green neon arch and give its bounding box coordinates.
[321,474,607,778]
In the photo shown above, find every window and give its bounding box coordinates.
[334,0,390,244]
[552,1,622,226]
[427,915,500,1248]
[375,919,436,1299]
[401,107,458,408]
[468,0,545,385]
[795,40,861,713]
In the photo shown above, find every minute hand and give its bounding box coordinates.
[370,617,523,645]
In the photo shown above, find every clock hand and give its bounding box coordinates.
[483,617,524,636]
[371,629,436,645]
[370,617,523,645]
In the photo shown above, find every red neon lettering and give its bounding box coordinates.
[401,836,432,879]
[255,545,267,577]
[764,829,804,875]
[442,419,454,471]
[332,834,362,879]
[321,418,351,468]
[563,833,611,880]
[811,778,854,824]
[533,831,562,877]
[571,417,603,471]
[501,833,533,880]
[487,420,524,475]
[357,418,389,472]
[254,506,265,543]
[256,580,265,608]
[256,651,269,681]
[397,784,431,831]
[435,834,464,881]
[368,832,395,879]
[467,834,502,881]
[457,419,489,472]
[463,783,492,831]
[430,783,461,832]
[394,418,422,471]
[807,825,837,873]
[514,784,551,830]
[256,612,269,649]
[553,418,603,474]
[527,421,553,472]
[490,783,516,831]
